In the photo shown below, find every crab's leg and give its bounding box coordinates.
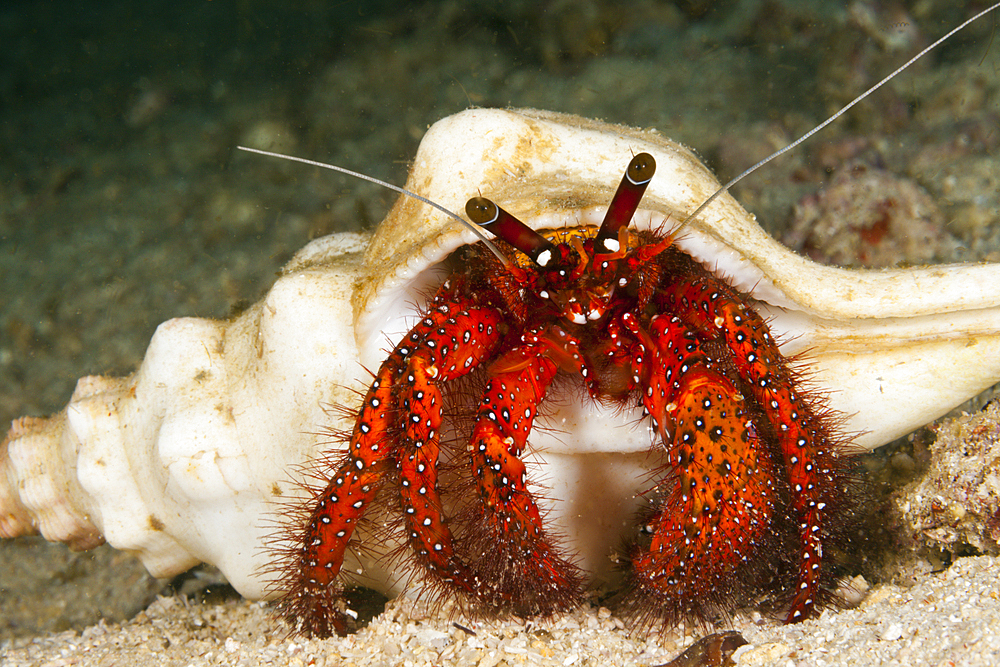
[278,353,400,637]
[619,311,783,618]
[661,271,849,623]
[463,328,585,613]
[279,297,503,636]
[392,301,506,590]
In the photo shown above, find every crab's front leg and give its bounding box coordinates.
[462,327,586,614]
[277,291,505,637]
[661,268,857,623]
[275,350,399,636]
[393,302,509,586]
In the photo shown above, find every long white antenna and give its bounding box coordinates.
[680,1,1000,228]
[236,145,511,264]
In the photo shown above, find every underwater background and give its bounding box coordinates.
[1,0,999,655]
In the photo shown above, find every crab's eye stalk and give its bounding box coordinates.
[466,196,558,267]
[595,152,656,253]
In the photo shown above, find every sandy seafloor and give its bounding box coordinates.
[2,0,1000,664]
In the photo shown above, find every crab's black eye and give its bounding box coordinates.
[596,152,656,252]
[466,196,557,267]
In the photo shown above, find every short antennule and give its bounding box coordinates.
[466,197,558,267]
[596,152,655,253]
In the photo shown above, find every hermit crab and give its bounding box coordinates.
[3,106,1000,638]
[273,144,857,637]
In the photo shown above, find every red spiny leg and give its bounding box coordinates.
[663,275,848,622]
[279,300,503,637]
[394,303,506,590]
[397,360,467,585]
[279,358,398,637]
[629,364,781,619]
[466,330,585,613]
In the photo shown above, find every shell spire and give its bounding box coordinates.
[1,410,104,549]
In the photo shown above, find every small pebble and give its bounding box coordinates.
[880,623,903,641]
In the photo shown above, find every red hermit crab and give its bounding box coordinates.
[274,141,858,638]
